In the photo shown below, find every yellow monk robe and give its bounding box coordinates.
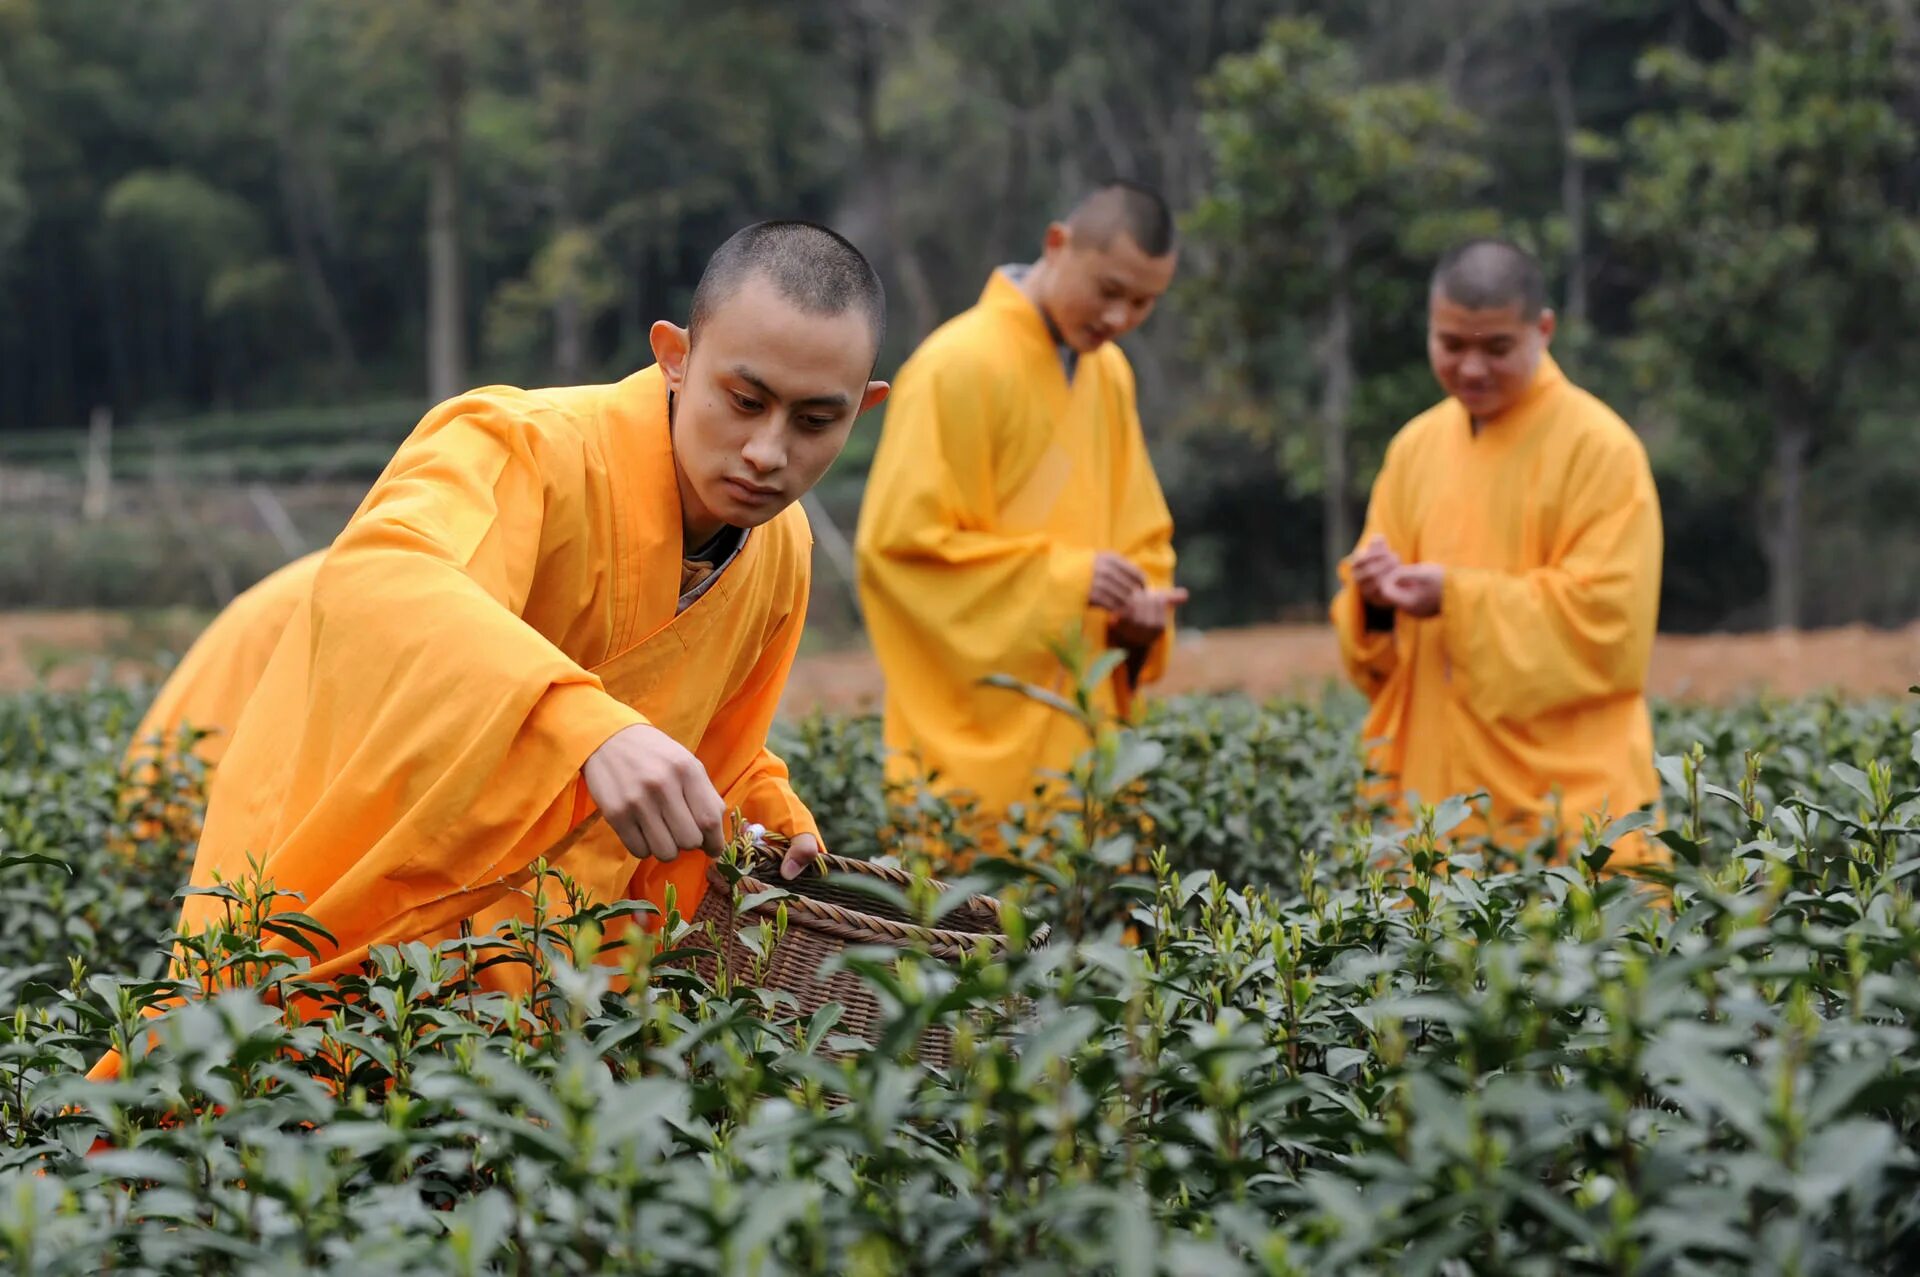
[1331,353,1664,866]
[89,365,817,1080]
[128,550,324,771]
[854,268,1176,841]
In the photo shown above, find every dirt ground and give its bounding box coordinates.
[778,622,1920,713]
[7,609,1916,711]
[0,609,210,694]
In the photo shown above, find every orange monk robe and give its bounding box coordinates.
[127,550,324,771]
[1331,353,1665,866]
[854,269,1177,840]
[89,365,817,1080]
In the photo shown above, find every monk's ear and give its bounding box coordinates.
[859,380,891,415]
[1536,308,1558,346]
[650,320,691,391]
[1042,221,1071,259]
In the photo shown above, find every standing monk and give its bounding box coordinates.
[91,221,890,1079]
[1332,239,1664,867]
[855,181,1184,854]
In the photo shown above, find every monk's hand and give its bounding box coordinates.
[1350,535,1402,607]
[1111,586,1189,649]
[780,833,824,881]
[582,724,728,863]
[1088,552,1149,613]
[1377,563,1445,618]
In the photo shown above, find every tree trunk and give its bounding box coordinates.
[426,0,467,402]
[1765,419,1811,631]
[552,256,584,381]
[619,233,647,364]
[105,249,132,415]
[996,114,1031,266]
[543,0,588,382]
[267,5,360,386]
[850,2,939,340]
[1537,18,1589,330]
[1317,228,1356,599]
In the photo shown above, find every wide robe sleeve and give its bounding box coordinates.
[1439,429,1662,724]
[1330,438,1408,699]
[271,392,647,963]
[856,356,1099,685]
[1107,357,1178,697]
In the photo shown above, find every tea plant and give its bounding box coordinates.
[0,682,1916,1274]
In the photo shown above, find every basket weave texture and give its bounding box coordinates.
[682,851,1028,1068]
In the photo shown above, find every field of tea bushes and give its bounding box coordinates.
[3,683,1920,1274]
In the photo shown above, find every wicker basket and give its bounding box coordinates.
[681,851,1034,1068]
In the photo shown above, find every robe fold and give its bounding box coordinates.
[854,269,1177,843]
[1331,353,1664,863]
[127,550,324,769]
[90,365,817,1079]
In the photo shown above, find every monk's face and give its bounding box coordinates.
[1427,291,1555,420]
[1039,226,1178,354]
[653,274,889,538]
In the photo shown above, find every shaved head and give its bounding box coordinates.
[1065,179,1177,258]
[689,219,886,356]
[654,219,892,547]
[1431,238,1548,320]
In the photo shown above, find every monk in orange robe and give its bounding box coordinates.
[126,550,324,772]
[116,551,324,853]
[1331,239,1665,869]
[90,221,891,1079]
[855,182,1185,853]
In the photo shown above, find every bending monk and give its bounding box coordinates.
[118,552,325,853]
[1332,238,1665,868]
[91,220,890,1079]
[126,550,324,773]
[854,181,1184,855]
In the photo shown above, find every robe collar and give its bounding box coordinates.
[981,268,1073,364]
[979,267,1084,416]
[603,364,752,643]
[1463,350,1566,435]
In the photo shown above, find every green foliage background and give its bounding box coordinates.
[1,0,1916,630]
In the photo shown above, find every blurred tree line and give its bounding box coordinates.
[0,0,1915,632]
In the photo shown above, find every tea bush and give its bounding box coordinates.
[2,682,1919,1274]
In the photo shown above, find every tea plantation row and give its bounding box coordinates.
[1,684,1917,1274]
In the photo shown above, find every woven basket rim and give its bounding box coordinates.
[705,851,1022,959]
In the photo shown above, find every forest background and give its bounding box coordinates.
[0,0,1916,643]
